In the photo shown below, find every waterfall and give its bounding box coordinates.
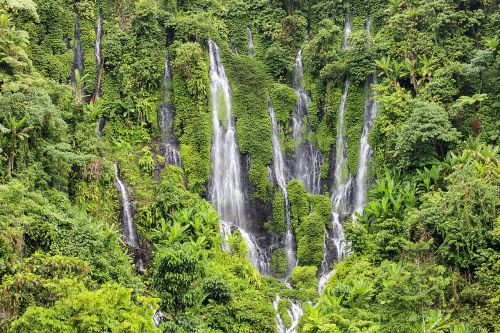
[114,162,139,247]
[318,13,353,288]
[269,98,296,275]
[342,11,353,49]
[94,2,105,136]
[219,220,270,274]
[71,15,84,91]
[94,11,102,73]
[208,40,268,273]
[291,50,322,194]
[246,26,255,58]
[159,51,181,166]
[330,80,351,260]
[318,269,335,294]
[354,17,377,216]
[273,294,304,333]
[93,4,103,103]
[208,39,246,226]
[354,76,377,216]
[96,116,106,137]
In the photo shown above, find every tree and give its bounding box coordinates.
[456,94,488,136]
[395,102,459,168]
[1,114,31,176]
[153,243,205,314]
[8,283,159,333]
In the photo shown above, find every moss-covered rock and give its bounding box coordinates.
[271,248,288,279]
[271,190,286,235]
[296,212,324,267]
[290,265,318,291]
[286,180,309,231]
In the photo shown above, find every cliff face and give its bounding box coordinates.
[1,0,498,332]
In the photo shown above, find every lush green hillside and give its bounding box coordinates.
[0,0,498,332]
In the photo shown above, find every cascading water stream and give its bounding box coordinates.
[342,11,353,49]
[94,3,106,136]
[208,40,268,274]
[291,50,322,194]
[159,51,181,166]
[273,294,304,333]
[354,75,377,216]
[318,12,353,291]
[246,26,255,58]
[269,98,296,275]
[93,2,103,102]
[71,14,84,93]
[114,162,139,247]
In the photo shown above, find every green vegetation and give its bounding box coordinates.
[0,0,498,332]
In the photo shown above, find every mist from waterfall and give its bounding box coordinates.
[291,50,322,194]
[114,162,139,247]
[269,98,296,276]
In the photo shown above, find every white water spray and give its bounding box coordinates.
[273,294,304,333]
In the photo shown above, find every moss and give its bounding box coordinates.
[316,82,342,183]
[290,265,318,291]
[271,190,286,235]
[308,194,332,225]
[286,180,309,231]
[296,212,324,267]
[271,248,288,279]
[222,48,273,201]
[25,0,74,83]
[171,42,211,194]
[268,83,297,132]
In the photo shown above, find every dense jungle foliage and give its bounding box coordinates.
[0,0,498,332]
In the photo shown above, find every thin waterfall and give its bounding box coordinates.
[273,294,304,333]
[114,162,139,247]
[354,76,377,216]
[70,14,84,93]
[269,98,296,275]
[93,2,103,103]
[354,17,377,216]
[208,40,268,273]
[159,51,181,166]
[318,12,353,288]
[246,26,255,58]
[291,50,322,194]
[94,2,106,136]
[331,81,351,259]
[342,10,353,49]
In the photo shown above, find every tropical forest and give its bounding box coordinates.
[0,0,498,332]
